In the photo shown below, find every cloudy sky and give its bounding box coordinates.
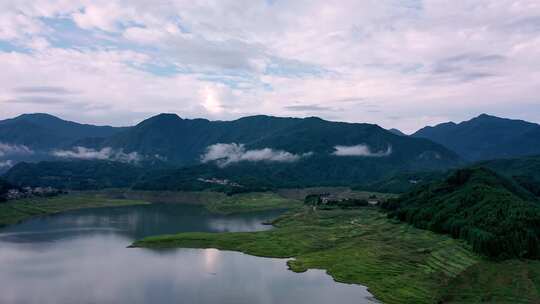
[0,0,539,133]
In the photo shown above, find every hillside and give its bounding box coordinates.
[0,113,462,172]
[1,113,464,189]
[358,154,540,195]
[0,113,125,149]
[383,167,540,259]
[0,178,15,202]
[477,155,540,197]
[4,160,144,190]
[413,114,540,161]
[103,114,461,166]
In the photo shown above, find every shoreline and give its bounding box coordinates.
[132,207,540,304]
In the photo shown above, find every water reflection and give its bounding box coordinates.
[0,204,378,304]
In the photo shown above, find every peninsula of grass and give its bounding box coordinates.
[0,193,149,227]
[132,207,540,304]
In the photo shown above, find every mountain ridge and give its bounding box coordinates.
[413,113,540,161]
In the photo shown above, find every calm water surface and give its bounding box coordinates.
[0,203,377,304]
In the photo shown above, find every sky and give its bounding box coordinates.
[0,0,539,133]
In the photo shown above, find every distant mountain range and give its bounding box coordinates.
[413,114,540,161]
[1,113,462,189]
[1,112,539,190]
[0,112,460,165]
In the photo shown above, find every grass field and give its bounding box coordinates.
[0,193,149,227]
[204,192,302,214]
[133,207,540,304]
[84,189,302,214]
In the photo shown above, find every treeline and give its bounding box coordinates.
[5,155,540,200]
[3,160,144,190]
[382,167,540,259]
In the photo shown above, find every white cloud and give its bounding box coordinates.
[333,144,392,157]
[0,1,540,132]
[52,147,141,163]
[201,143,309,167]
[71,2,129,32]
[0,160,14,169]
[0,142,34,157]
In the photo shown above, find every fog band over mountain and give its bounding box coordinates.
[52,147,141,163]
[332,144,392,157]
[0,143,34,157]
[0,160,14,168]
[201,143,311,167]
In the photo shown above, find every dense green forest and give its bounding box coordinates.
[6,154,540,196]
[4,152,458,192]
[356,154,540,194]
[382,167,540,259]
[0,178,15,202]
[4,160,145,190]
[355,171,447,193]
[477,155,540,197]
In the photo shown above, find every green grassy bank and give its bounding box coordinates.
[132,207,540,304]
[204,192,302,214]
[80,189,302,214]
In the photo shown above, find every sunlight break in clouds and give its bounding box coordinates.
[52,147,141,163]
[201,143,310,167]
[333,144,392,157]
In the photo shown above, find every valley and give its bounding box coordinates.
[2,113,540,304]
[2,2,539,303]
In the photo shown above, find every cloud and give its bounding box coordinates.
[284,104,335,112]
[430,53,505,82]
[52,147,141,163]
[201,143,310,167]
[0,142,33,157]
[1,1,540,133]
[4,96,68,104]
[13,86,79,95]
[332,144,392,157]
[0,160,14,169]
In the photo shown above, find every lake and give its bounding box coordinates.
[0,203,378,304]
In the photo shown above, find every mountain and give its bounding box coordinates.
[382,167,540,259]
[0,113,125,149]
[102,114,308,164]
[1,113,463,188]
[99,114,462,189]
[103,114,460,166]
[388,128,406,136]
[413,114,540,161]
